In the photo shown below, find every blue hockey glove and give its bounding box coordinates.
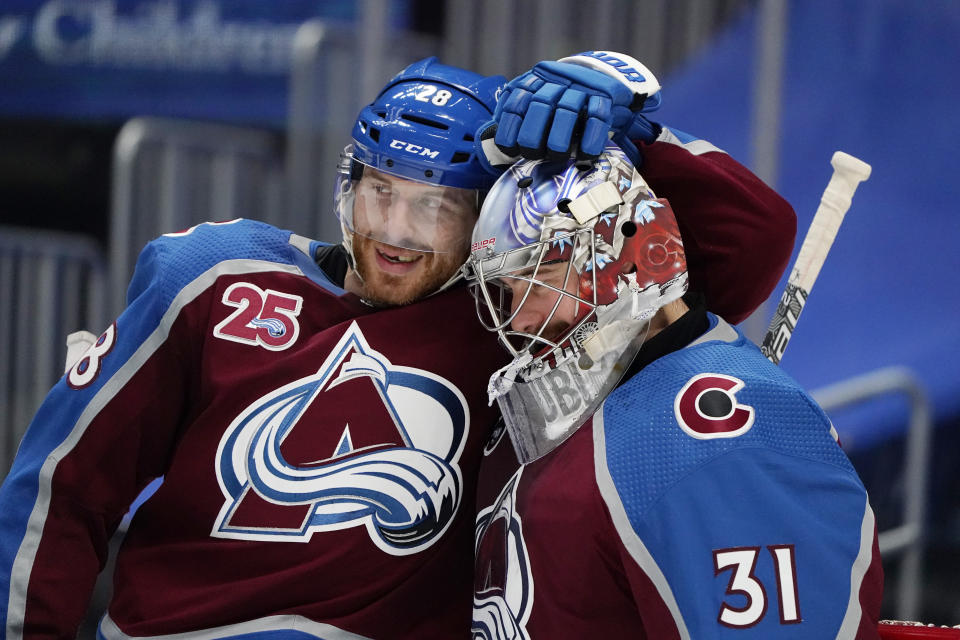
[490,51,662,164]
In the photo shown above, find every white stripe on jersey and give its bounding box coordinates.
[592,406,692,640]
[656,127,725,157]
[99,612,374,640]
[687,316,739,349]
[5,258,302,640]
[835,499,877,639]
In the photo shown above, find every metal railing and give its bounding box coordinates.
[442,0,752,78]
[813,366,933,621]
[109,117,286,317]
[0,227,108,478]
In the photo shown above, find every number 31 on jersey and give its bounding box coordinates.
[714,544,801,628]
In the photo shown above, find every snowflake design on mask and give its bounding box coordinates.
[599,211,618,226]
[584,252,614,272]
[634,199,664,225]
[550,234,574,253]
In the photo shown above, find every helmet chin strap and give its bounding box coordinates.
[339,229,378,306]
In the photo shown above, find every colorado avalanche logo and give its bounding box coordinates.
[212,322,469,556]
[674,373,755,439]
[472,470,534,640]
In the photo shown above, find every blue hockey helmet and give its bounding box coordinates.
[348,57,506,191]
[335,58,507,292]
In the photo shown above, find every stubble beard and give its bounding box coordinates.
[352,234,465,307]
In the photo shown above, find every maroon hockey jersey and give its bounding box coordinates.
[473,316,883,639]
[0,221,507,638]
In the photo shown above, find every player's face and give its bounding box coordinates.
[351,170,478,306]
[503,261,583,344]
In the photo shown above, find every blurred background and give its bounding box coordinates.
[0,0,957,632]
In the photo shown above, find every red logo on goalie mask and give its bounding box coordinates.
[471,237,496,253]
[674,373,755,439]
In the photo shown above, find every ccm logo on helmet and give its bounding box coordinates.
[674,373,755,439]
[389,139,440,159]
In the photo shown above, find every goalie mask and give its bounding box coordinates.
[335,57,504,284]
[463,143,688,463]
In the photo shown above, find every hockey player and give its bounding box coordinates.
[465,142,883,639]
[0,53,796,638]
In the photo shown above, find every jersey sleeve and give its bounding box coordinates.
[638,127,797,324]
[0,235,203,638]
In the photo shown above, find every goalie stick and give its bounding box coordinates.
[760,151,872,364]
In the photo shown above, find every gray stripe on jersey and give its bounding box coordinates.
[288,233,314,256]
[6,259,302,640]
[835,500,877,639]
[687,316,739,349]
[656,127,725,156]
[98,612,375,640]
[592,406,692,640]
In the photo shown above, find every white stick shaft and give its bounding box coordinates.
[761,151,871,364]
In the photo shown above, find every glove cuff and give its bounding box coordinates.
[557,51,661,104]
[474,120,520,175]
[624,115,662,145]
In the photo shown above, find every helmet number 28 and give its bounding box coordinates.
[415,85,453,106]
